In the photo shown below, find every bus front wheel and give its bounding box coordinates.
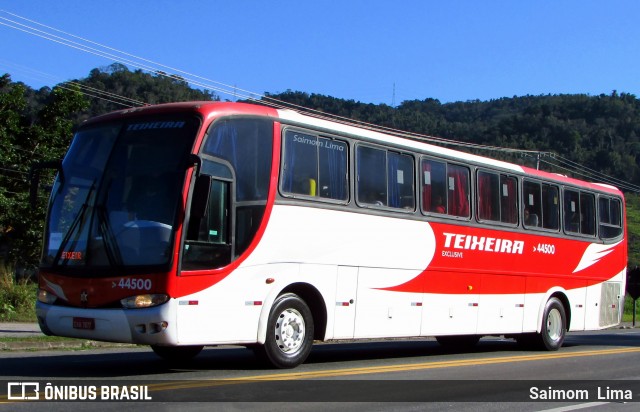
[259,293,314,369]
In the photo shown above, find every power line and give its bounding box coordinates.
[539,157,640,194]
[0,166,28,175]
[2,10,637,193]
[553,155,640,192]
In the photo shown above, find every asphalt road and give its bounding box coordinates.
[1,327,640,411]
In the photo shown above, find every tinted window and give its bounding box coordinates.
[599,196,622,239]
[422,158,470,218]
[477,170,517,224]
[541,184,560,230]
[281,130,348,201]
[564,189,595,236]
[523,180,559,230]
[357,145,414,210]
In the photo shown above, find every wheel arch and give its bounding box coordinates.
[280,283,327,341]
[257,282,328,343]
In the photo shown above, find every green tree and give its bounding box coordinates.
[0,75,88,268]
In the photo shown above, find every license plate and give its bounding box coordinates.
[72,317,95,330]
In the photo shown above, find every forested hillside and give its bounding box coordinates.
[265,90,640,185]
[2,65,640,267]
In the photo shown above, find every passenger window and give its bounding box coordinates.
[422,159,470,218]
[564,189,595,236]
[580,193,596,235]
[564,190,580,233]
[357,146,387,206]
[477,170,517,224]
[389,152,415,209]
[281,130,348,201]
[447,164,471,218]
[599,196,623,239]
[523,180,542,228]
[422,159,447,214]
[357,146,415,210]
[541,184,560,230]
[523,181,559,230]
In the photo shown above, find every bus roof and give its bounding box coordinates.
[81,101,623,196]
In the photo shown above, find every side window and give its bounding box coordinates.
[281,130,348,201]
[523,180,542,228]
[447,164,471,218]
[477,170,517,224]
[564,189,595,236]
[389,152,415,209]
[564,189,580,233]
[183,175,232,270]
[357,145,415,210]
[523,181,559,230]
[541,184,560,230]
[500,175,518,224]
[421,158,470,218]
[599,196,623,239]
[357,146,387,206]
[580,192,596,236]
[422,159,447,214]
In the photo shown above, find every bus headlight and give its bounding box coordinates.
[37,288,58,305]
[120,294,169,309]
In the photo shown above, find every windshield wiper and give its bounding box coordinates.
[96,205,123,268]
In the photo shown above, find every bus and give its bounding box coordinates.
[32,102,627,368]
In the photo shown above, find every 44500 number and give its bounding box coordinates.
[534,243,556,254]
[116,278,152,290]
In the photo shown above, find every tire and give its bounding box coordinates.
[151,345,203,361]
[436,335,480,350]
[536,297,567,351]
[257,293,314,369]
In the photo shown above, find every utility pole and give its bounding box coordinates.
[392,83,396,108]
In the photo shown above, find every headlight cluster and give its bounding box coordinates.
[38,288,169,309]
[37,289,58,305]
[120,294,169,309]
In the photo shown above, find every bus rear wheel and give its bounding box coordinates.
[532,297,567,351]
[258,293,314,369]
[151,345,203,361]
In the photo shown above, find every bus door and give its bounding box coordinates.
[177,159,236,343]
[182,169,233,271]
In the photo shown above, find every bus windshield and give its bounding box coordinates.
[42,117,200,272]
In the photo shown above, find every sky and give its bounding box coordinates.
[1,1,640,105]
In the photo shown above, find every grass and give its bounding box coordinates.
[0,263,37,322]
[623,295,640,323]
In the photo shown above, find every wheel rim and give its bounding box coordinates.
[546,308,563,342]
[274,308,305,354]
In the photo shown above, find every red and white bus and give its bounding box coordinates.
[33,102,626,368]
